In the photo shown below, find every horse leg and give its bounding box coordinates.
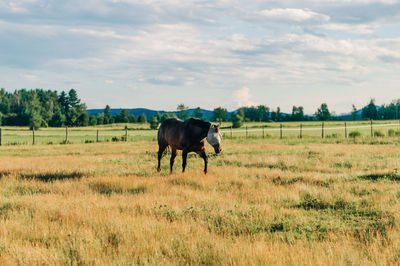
[197,150,208,174]
[157,143,168,172]
[182,149,188,173]
[170,148,178,173]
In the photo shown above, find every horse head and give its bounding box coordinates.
[206,124,222,154]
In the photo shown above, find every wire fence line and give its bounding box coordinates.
[220,120,400,140]
[0,121,400,145]
[221,122,400,133]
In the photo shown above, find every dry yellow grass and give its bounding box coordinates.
[0,139,400,265]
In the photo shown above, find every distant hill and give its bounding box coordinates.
[87,108,217,121]
[87,105,388,121]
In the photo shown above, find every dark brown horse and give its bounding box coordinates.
[157,118,222,174]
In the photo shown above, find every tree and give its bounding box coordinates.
[97,113,105,125]
[58,91,69,114]
[256,105,270,122]
[362,99,378,120]
[177,104,187,111]
[160,113,176,123]
[193,107,203,119]
[128,114,136,123]
[76,103,88,126]
[242,107,257,121]
[77,112,89,126]
[275,107,282,122]
[213,107,228,122]
[0,88,89,127]
[68,89,80,109]
[137,113,147,123]
[115,109,130,123]
[291,106,304,121]
[315,103,331,121]
[156,112,162,122]
[177,104,189,120]
[149,116,159,129]
[231,113,244,128]
[270,111,276,121]
[49,111,66,127]
[0,112,2,126]
[25,93,43,129]
[0,96,10,115]
[104,105,112,124]
[28,110,42,130]
[66,107,78,126]
[88,115,97,126]
[351,104,358,120]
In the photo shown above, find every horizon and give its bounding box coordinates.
[85,100,388,116]
[1,87,397,115]
[1,1,399,113]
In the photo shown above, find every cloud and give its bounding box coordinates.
[0,0,400,112]
[259,8,330,23]
[234,87,257,107]
[19,73,39,81]
[323,23,377,34]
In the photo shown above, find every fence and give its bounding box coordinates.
[0,126,155,146]
[0,121,399,146]
[220,121,400,139]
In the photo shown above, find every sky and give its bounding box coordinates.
[0,0,400,114]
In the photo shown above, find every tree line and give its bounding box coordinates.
[0,88,91,129]
[0,89,398,129]
[211,99,399,128]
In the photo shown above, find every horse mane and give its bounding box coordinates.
[186,118,211,129]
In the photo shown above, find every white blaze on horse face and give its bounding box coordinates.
[206,129,221,146]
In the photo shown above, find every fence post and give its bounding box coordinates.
[345,122,347,138]
[322,122,324,139]
[280,124,283,139]
[125,127,128,142]
[65,126,68,143]
[32,127,35,145]
[300,123,302,139]
[370,119,373,137]
[0,128,2,146]
[263,125,265,139]
[96,129,99,142]
[246,126,248,138]
[230,125,232,139]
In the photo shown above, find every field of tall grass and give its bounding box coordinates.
[1,136,400,264]
[1,120,400,145]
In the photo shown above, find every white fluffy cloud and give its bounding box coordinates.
[234,87,257,107]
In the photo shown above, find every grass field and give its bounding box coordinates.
[1,135,400,264]
[1,120,400,145]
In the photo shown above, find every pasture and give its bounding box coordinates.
[1,129,400,264]
[0,120,400,145]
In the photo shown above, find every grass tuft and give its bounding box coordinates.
[358,172,400,182]
[19,171,86,182]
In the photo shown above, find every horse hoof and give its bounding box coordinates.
[157,168,161,172]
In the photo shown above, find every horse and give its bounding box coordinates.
[157,118,222,174]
